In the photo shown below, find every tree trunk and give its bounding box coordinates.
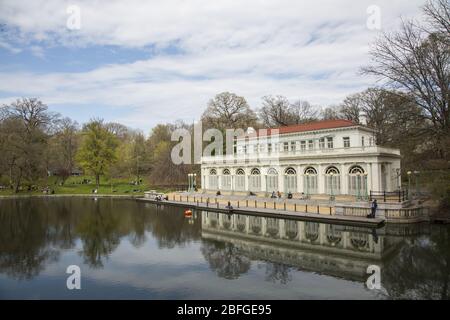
[96,174,100,190]
[14,169,22,193]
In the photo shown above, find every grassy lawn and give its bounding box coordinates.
[0,175,171,196]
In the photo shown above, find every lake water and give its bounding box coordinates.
[0,197,448,299]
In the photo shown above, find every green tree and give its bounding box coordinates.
[76,119,118,190]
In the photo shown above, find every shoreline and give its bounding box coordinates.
[0,193,144,199]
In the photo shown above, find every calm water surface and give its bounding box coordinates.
[0,198,448,299]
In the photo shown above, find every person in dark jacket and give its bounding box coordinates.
[367,199,378,218]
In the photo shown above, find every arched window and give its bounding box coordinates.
[234,168,245,191]
[325,166,339,175]
[249,168,261,191]
[208,169,218,189]
[325,166,341,195]
[266,168,278,192]
[303,167,318,194]
[284,167,297,193]
[221,169,231,190]
[304,167,317,175]
[348,165,367,196]
[285,167,297,175]
[349,166,364,175]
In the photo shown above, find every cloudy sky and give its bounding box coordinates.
[0,0,427,133]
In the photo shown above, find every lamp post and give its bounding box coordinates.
[407,171,412,199]
[188,173,192,192]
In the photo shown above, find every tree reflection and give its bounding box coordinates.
[0,198,204,279]
[76,200,121,268]
[0,199,60,280]
[383,225,450,299]
[146,206,201,249]
[201,240,251,279]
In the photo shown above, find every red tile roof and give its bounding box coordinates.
[259,119,358,136]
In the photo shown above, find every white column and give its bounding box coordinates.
[244,168,249,192]
[341,163,348,195]
[204,169,208,189]
[278,169,284,193]
[261,172,267,193]
[367,163,373,192]
[297,165,303,193]
[372,162,380,191]
[318,164,325,194]
[386,163,392,191]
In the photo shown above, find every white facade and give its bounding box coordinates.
[201,121,401,196]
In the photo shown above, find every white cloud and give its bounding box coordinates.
[0,0,428,131]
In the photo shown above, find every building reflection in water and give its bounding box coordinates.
[201,211,402,282]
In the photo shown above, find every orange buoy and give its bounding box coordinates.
[184,209,193,217]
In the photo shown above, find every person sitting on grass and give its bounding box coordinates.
[287,191,293,199]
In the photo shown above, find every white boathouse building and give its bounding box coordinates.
[200,119,401,197]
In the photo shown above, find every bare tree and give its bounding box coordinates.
[259,95,318,127]
[201,92,258,130]
[362,0,450,158]
[423,0,450,36]
[259,95,292,127]
[289,100,319,124]
[339,94,362,124]
[320,105,342,120]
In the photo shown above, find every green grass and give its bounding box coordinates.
[0,175,170,196]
